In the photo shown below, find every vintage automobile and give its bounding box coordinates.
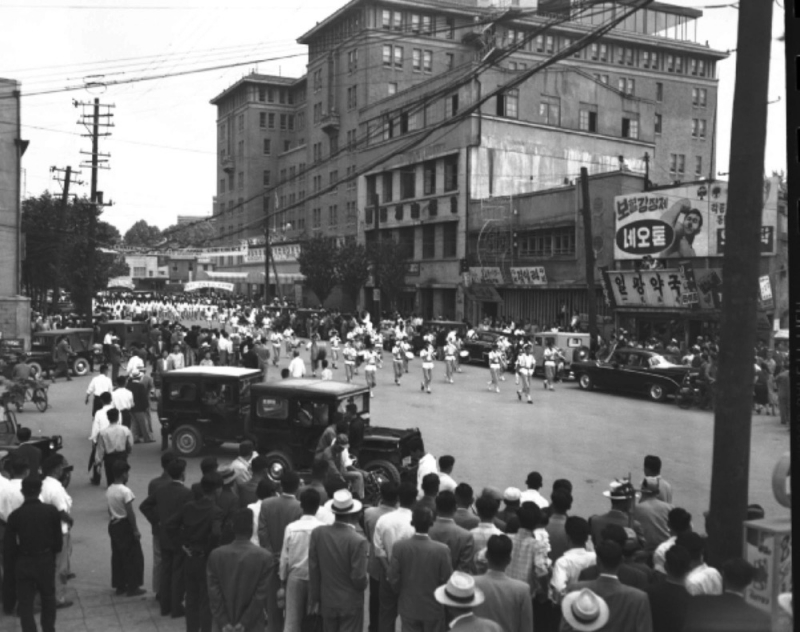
[462,330,505,364]
[96,320,151,354]
[572,347,692,402]
[0,399,64,476]
[26,329,100,378]
[531,332,592,379]
[158,368,419,486]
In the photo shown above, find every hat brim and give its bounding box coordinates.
[602,491,638,500]
[561,591,610,631]
[324,498,363,515]
[433,584,485,608]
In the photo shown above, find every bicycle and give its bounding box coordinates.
[4,379,49,413]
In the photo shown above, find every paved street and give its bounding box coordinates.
[0,353,790,631]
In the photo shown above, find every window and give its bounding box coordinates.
[669,153,686,177]
[617,46,626,64]
[579,109,598,132]
[518,226,575,257]
[626,48,634,65]
[694,118,707,139]
[422,15,432,35]
[388,82,398,96]
[400,169,415,199]
[411,13,420,33]
[263,138,271,155]
[267,113,275,129]
[259,112,267,128]
[695,156,703,177]
[313,175,321,192]
[535,35,544,52]
[348,49,358,72]
[284,140,291,152]
[445,93,459,118]
[590,43,598,60]
[238,114,244,131]
[654,113,662,134]
[667,55,675,72]
[539,100,560,125]
[656,82,663,102]
[346,201,357,227]
[622,117,639,139]
[313,103,322,124]
[594,73,609,84]
[280,169,287,184]
[382,173,393,202]
[445,53,454,70]
[280,114,287,130]
[279,89,286,104]
[312,208,321,229]
[444,155,458,192]
[693,87,707,107]
[328,205,338,227]
[288,115,294,131]
[676,56,684,74]
[238,139,244,157]
[698,59,706,77]
[642,50,651,68]
[678,154,685,175]
[383,45,392,67]
[237,171,244,190]
[219,178,225,193]
[690,58,698,76]
[422,224,436,259]
[392,11,402,31]
[330,170,338,192]
[382,9,391,29]
[423,50,432,73]
[423,161,436,195]
[263,170,270,186]
[413,48,422,71]
[313,142,322,163]
[394,46,403,68]
[545,35,554,53]
[651,52,659,70]
[440,222,457,258]
[346,129,356,150]
[258,87,266,102]
[347,86,357,110]
[445,17,455,39]
[599,44,608,61]
[496,89,518,119]
[267,88,275,102]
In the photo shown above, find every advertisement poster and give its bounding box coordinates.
[613,179,778,260]
[605,269,692,309]
[469,267,504,285]
[509,267,548,285]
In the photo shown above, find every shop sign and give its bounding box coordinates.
[599,266,616,308]
[272,244,301,262]
[759,275,774,310]
[108,277,135,290]
[677,260,699,307]
[604,268,706,309]
[509,266,547,285]
[469,266,504,285]
[184,281,234,292]
[407,262,420,276]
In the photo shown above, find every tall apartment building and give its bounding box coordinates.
[210,0,726,315]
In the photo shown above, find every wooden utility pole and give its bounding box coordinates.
[263,217,271,304]
[50,165,77,310]
[706,0,773,567]
[579,168,598,346]
[371,193,382,323]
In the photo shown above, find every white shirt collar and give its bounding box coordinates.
[449,613,473,629]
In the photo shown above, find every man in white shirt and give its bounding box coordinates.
[373,482,416,632]
[229,441,255,485]
[125,352,144,377]
[41,454,75,609]
[85,364,113,418]
[288,350,306,378]
[519,471,550,509]
[112,376,134,429]
[409,439,437,500]
[437,455,457,493]
[166,344,185,371]
[0,455,27,525]
[279,488,326,632]
[680,532,722,596]
[550,516,596,602]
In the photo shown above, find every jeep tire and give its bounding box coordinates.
[172,425,203,458]
[265,451,293,483]
[363,459,401,485]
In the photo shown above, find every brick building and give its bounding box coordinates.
[209,0,727,316]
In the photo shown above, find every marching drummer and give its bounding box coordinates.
[516,343,534,404]
[363,344,378,398]
[444,338,458,384]
[329,330,341,370]
[391,339,405,385]
[270,329,283,367]
[420,342,435,394]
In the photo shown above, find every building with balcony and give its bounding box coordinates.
[210,0,727,315]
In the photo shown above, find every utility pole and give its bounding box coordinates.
[706,0,773,567]
[371,193,381,323]
[579,168,598,347]
[643,152,650,191]
[74,97,114,323]
[50,166,83,310]
[263,215,271,305]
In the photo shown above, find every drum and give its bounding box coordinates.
[405,352,415,360]
[459,350,469,358]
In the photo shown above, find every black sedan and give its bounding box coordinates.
[462,331,506,365]
[572,347,691,402]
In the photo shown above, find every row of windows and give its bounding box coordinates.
[257,86,295,105]
[366,156,459,204]
[517,227,576,258]
[670,154,705,178]
[259,112,295,131]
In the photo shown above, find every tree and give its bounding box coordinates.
[297,235,339,306]
[123,219,161,247]
[371,239,410,312]
[162,220,217,248]
[336,241,371,308]
[21,193,128,313]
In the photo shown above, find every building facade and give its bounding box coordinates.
[209,0,727,317]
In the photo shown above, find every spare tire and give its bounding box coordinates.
[574,346,591,362]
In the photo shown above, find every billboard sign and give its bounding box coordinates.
[613,180,777,260]
[509,267,548,285]
[469,267,504,285]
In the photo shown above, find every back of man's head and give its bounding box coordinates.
[107,408,120,424]
[99,391,113,405]
[526,471,543,490]
[10,455,29,478]
[280,470,301,495]
[664,544,692,579]
[595,540,623,573]
[721,557,757,592]
[200,473,223,495]
[398,482,418,508]
[667,507,692,534]
[238,441,254,458]
[233,508,254,538]
[485,534,513,568]
[200,456,219,475]
[435,491,457,516]
[257,479,276,500]
[21,476,43,498]
[439,455,455,473]
[380,481,399,506]
[475,495,498,522]
[42,454,64,477]
[166,458,187,481]
[454,483,474,507]
[17,427,32,442]
[552,478,573,494]
[644,455,662,475]
[516,504,540,531]
[411,506,434,533]
[251,455,269,476]
[676,532,705,563]
[565,516,590,547]
[421,472,440,497]
[300,488,321,515]
[550,489,573,514]
[161,450,177,470]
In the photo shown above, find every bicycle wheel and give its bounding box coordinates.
[33,388,48,413]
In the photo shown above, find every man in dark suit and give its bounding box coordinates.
[258,469,303,632]
[647,544,692,632]
[364,482,398,632]
[561,541,653,632]
[145,450,177,600]
[429,491,475,573]
[309,489,370,632]
[413,473,439,517]
[139,458,193,618]
[14,428,42,476]
[578,524,651,591]
[207,508,272,632]
[453,484,479,531]
[474,535,533,632]
[683,557,771,632]
[388,506,453,632]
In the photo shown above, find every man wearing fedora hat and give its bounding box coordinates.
[560,588,610,632]
[308,489,369,632]
[588,480,644,550]
[434,571,502,632]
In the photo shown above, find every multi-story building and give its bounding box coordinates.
[210,0,727,316]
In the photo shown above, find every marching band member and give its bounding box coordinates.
[391,339,404,385]
[444,338,457,384]
[487,344,502,393]
[270,329,283,367]
[401,338,411,374]
[420,342,435,394]
[542,340,562,391]
[283,326,295,355]
[343,339,357,383]
[329,330,341,369]
[516,343,534,404]
[372,331,384,369]
[363,345,378,398]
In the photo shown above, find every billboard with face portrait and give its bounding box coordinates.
[613,180,777,260]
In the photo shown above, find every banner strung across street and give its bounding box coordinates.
[184,281,234,292]
[613,178,778,260]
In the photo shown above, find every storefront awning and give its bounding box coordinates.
[464,283,503,303]
[204,271,248,281]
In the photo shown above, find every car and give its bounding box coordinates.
[96,320,151,354]
[462,330,505,364]
[158,368,420,487]
[0,401,64,476]
[26,329,100,378]
[572,347,692,402]
[531,332,592,379]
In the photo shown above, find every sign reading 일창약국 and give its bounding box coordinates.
[603,267,708,309]
[613,180,778,260]
[509,267,548,285]
[184,281,235,292]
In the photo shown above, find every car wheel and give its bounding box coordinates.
[578,373,594,390]
[265,451,293,482]
[27,362,43,379]
[72,357,90,377]
[33,388,48,413]
[363,459,401,485]
[648,384,666,402]
[172,425,203,457]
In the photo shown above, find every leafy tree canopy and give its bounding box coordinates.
[297,235,340,306]
[123,219,162,247]
[336,242,371,308]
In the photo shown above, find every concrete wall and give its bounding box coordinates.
[0,79,20,297]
